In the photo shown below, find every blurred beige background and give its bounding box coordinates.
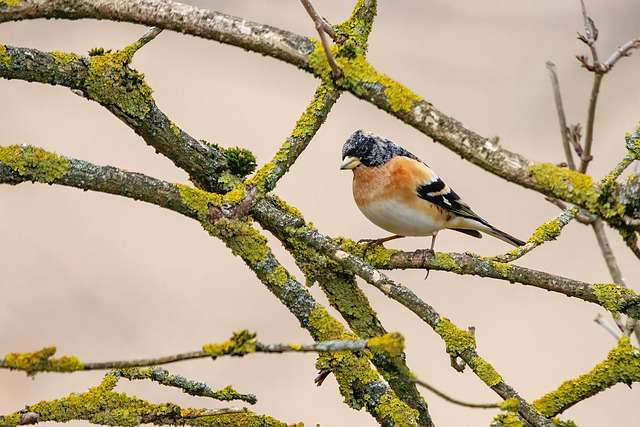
[1,1,639,426]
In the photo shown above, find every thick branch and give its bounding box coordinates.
[254,198,553,427]
[0,372,291,427]
[3,0,638,229]
[532,337,640,417]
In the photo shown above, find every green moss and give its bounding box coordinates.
[50,51,82,65]
[471,356,502,387]
[307,42,421,113]
[0,145,69,183]
[434,317,476,355]
[3,347,83,376]
[224,147,257,177]
[592,283,636,313]
[491,412,524,427]
[202,330,257,358]
[533,337,640,417]
[0,43,10,66]
[499,397,520,412]
[367,333,404,358]
[84,44,154,119]
[290,83,335,139]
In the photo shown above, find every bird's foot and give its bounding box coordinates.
[357,235,404,256]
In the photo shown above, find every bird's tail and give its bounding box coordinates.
[451,217,525,247]
[481,224,526,247]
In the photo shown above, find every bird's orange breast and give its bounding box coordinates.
[352,156,452,236]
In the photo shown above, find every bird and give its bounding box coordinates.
[340,130,525,252]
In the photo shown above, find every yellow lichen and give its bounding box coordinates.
[0,43,10,66]
[499,397,520,412]
[0,145,69,183]
[434,317,476,355]
[491,412,524,427]
[3,347,83,376]
[592,283,636,314]
[533,337,640,417]
[169,122,180,137]
[471,356,502,387]
[0,0,22,6]
[202,330,257,358]
[50,51,82,65]
[85,44,154,119]
[367,332,405,358]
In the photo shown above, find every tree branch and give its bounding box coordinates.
[0,332,405,374]
[300,0,341,78]
[414,378,499,409]
[4,0,638,230]
[532,337,640,418]
[545,61,575,170]
[0,372,291,427]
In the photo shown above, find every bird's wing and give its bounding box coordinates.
[414,164,488,225]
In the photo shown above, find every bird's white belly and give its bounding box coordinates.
[358,199,446,236]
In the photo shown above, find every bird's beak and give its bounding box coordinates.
[340,156,361,170]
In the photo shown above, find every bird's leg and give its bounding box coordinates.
[358,234,404,255]
[424,232,438,279]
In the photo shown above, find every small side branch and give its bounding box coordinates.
[532,337,640,417]
[299,0,341,78]
[113,367,256,404]
[492,208,576,263]
[546,61,575,169]
[0,332,404,375]
[414,378,498,409]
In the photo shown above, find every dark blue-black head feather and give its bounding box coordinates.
[342,130,420,167]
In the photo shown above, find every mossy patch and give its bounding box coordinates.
[84,44,154,119]
[169,122,180,137]
[529,218,562,244]
[592,283,636,314]
[0,0,22,6]
[3,347,83,376]
[529,164,597,208]
[202,330,257,358]
[533,337,640,417]
[224,147,257,177]
[499,397,520,412]
[0,145,69,183]
[434,317,476,355]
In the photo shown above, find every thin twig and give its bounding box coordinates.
[579,72,601,172]
[603,38,640,69]
[299,0,341,79]
[546,61,575,169]
[299,0,337,40]
[129,27,163,55]
[491,208,576,263]
[0,337,389,373]
[544,197,595,224]
[594,314,622,340]
[415,378,499,409]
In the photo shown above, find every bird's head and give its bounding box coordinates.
[341,130,418,170]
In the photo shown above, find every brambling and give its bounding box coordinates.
[340,130,525,251]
